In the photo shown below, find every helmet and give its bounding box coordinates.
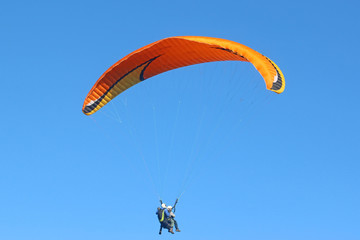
[167,206,172,210]
[161,203,166,208]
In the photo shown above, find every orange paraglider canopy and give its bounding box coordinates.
[82,36,285,115]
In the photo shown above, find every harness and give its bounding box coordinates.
[157,208,165,223]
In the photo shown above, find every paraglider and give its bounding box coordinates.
[156,199,180,235]
[82,36,285,234]
[82,36,285,115]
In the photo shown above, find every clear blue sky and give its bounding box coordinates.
[1,0,359,239]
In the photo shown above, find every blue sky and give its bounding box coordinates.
[1,0,359,239]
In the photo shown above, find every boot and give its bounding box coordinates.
[176,229,181,232]
[169,228,174,234]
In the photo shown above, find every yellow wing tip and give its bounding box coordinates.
[266,58,285,94]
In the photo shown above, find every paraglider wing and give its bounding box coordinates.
[82,36,285,115]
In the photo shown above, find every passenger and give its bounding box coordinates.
[167,206,180,232]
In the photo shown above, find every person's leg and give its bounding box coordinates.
[167,219,175,234]
[174,219,181,232]
[169,218,175,228]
